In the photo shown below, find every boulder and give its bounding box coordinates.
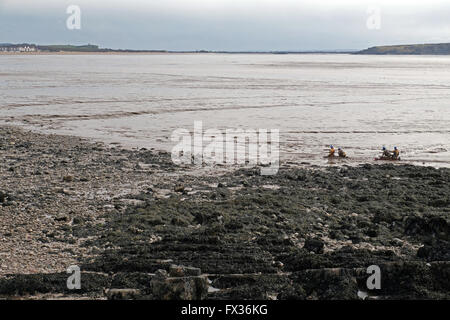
[169,265,201,277]
[303,238,324,254]
[0,191,9,203]
[105,289,143,300]
[151,267,208,300]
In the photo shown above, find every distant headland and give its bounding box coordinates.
[355,43,450,55]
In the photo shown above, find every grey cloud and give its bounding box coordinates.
[0,1,449,51]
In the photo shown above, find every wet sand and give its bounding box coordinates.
[0,125,448,299]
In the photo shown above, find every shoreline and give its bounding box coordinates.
[2,51,450,56]
[0,125,448,299]
[0,51,195,56]
[0,51,357,56]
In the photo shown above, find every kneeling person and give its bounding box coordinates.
[328,145,336,157]
[392,147,400,160]
[381,147,391,158]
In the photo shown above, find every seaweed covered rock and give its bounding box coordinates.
[290,268,359,300]
[404,215,449,240]
[303,238,325,254]
[0,272,109,296]
[150,267,208,300]
[376,262,447,299]
[169,265,201,277]
[59,163,450,300]
[417,240,450,261]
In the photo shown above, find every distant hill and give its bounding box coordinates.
[356,43,450,55]
[37,44,103,52]
[0,43,104,52]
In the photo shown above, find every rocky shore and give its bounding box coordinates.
[0,125,448,300]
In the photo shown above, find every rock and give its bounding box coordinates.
[105,289,142,300]
[62,175,74,182]
[417,240,450,261]
[174,185,185,193]
[350,235,363,244]
[154,269,168,279]
[366,228,378,238]
[55,188,71,195]
[404,215,449,240]
[169,265,201,277]
[391,238,404,247]
[151,268,208,300]
[291,268,358,300]
[0,191,8,203]
[273,261,284,268]
[72,216,83,225]
[303,238,324,254]
[54,215,69,222]
[430,261,450,291]
[156,259,174,265]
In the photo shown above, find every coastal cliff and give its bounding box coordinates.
[356,43,450,55]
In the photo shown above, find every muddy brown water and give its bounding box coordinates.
[1,53,449,168]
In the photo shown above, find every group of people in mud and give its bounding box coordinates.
[326,145,401,160]
[380,146,400,160]
[327,145,347,158]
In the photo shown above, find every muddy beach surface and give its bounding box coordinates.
[0,125,448,300]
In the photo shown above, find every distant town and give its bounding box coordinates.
[0,43,38,52]
[0,43,114,53]
[0,43,161,53]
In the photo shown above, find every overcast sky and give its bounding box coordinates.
[1,0,449,51]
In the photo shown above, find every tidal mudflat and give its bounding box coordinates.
[0,125,448,299]
[1,54,450,168]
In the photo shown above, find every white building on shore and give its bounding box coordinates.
[0,44,38,52]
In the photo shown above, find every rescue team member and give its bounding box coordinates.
[328,145,336,157]
[392,147,400,160]
[381,146,392,158]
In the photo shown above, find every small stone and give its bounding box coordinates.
[273,261,284,268]
[174,185,185,193]
[367,228,378,237]
[55,188,71,194]
[54,214,69,222]
[63,175,74,182]
[0,191,8,203]
[154,269,168,279]
[72,217,83,224]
